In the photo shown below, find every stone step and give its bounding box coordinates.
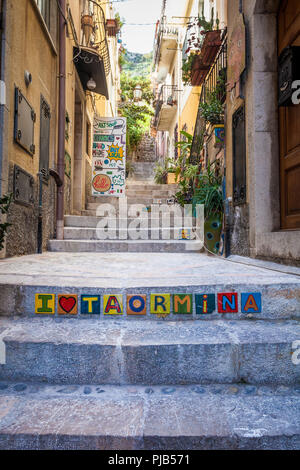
[0,252,299,320]
[126,184,176,191]
[88,191,176,202]
[0,381,299,450]
[0,319,299,385]
[86,199,172,210]
[64,215,195,228]
[48,239,200,253]
[63,227,195,241]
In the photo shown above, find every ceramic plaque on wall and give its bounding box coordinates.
[92,116,126,197]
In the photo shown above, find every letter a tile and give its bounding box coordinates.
[35,294,55,315]
[127,295,147,315]
[58,295,78,315]
[150,294,170,315]
[241,293,261,313]
[173,294,193,314]
[103,295,123,315]
[81,295,101,315]
[218,293,238,313]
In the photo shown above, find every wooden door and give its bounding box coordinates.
[278,0,300,229]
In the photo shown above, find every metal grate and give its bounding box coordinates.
[14,87,36,156]
[232,105,246,205]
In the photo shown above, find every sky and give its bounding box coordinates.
[115,0,164,54]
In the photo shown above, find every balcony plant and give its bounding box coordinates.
[192,163,223,254]
[198,92,224,125]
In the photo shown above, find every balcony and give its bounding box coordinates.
[182,27,224,87]
[153,85,178,131]
[71,1,111,98]
[154,18,179,74]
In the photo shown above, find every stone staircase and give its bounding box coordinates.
[0,249,299,449]
[48,182,203,253]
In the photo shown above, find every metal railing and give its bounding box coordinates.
[153,85,178,128]
[153,17,179,67]
[199,31,227,104]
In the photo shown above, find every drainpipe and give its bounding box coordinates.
[0,0,6,197]
[56,0,66,240]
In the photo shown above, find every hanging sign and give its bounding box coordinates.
[92,116,126,197]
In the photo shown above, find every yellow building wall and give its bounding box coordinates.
[179,86,201,137]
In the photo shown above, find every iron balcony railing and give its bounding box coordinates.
[153,17,179,67]
[153,85,178,128]
[190,32,227,164]
[199,30,227,104]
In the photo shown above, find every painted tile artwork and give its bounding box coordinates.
[218,293,238,313]
[103,295,123,315]
[92,116,126,197]
[173,294,193,314]
[34,292,263,317]
[150,294,171,315]
[81,295,101,315]
[57,295,78,315]
[195,294,216,314]
[127,295,147,315]
[35,294,55,315]
[241,293,262,313]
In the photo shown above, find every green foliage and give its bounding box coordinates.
[192,163,223,218]
[121,50,153,78]
[182,54,195,86]
[198,93,224,124]
[119,71,154,153]
[126,160,135,177]
[0,193,12,251]
[154,161,168,184]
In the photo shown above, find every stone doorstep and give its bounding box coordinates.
[0,382,299,450]
[0,319,299,386]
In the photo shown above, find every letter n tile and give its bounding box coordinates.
[218,293,238,313]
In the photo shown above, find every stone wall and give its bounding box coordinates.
[5,163,56,257]
[135,134,157,162]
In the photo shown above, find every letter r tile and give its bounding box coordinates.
[150,294,170,315]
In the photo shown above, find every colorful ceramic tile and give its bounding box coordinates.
[150,294,170,315]
[241,293,262,313]
[218,293,238,313]
[81,295,101,315]
[58,294,78,315]
[127,295,147,315]
[195,294,216,314]
[103,295,123,315]
[173,294,193,314]
[35,294,55,315]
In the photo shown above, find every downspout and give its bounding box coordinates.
[56,0,66,240]
[0,0,6,197]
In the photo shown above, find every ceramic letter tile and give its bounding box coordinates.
[35,294,55,315]
[58,294,78,315]
[150,294,170,315]
[195,294,216,314]
[173,294,193,314]
[127,295,147,315]
[81,295,101,315]
[217,293,238,313]
[241,293,261,313]
[103,295,123,315]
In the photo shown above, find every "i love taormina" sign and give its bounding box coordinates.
[35,292,262,316]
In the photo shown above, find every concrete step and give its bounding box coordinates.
[88,190,176,201]
[0,319,299,385]
[0,381,299,449]
[48,239,200,253]
[126,184,177,191]
[63,227,195,241]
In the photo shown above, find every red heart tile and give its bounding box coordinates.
[59,296,76,313]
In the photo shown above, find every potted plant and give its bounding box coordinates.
[198,92,224,125]
[81,14,94,46]
[192,163,223,254]
[154,162,168,184]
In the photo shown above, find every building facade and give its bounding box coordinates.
[0,0,120,258]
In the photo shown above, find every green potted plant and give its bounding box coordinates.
[192,163,223,254]
[154,162,168,184]
[198,93,224,125]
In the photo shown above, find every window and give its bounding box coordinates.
[39,96,51,180]
[36,0,50,29]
